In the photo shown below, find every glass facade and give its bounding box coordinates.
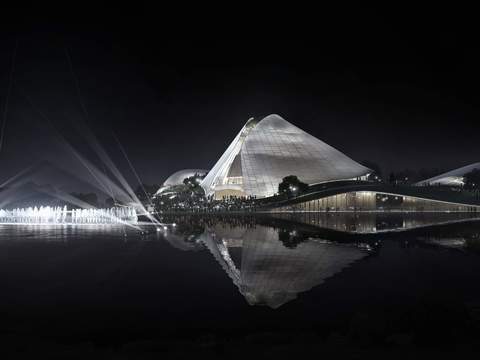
[273,191,480,213]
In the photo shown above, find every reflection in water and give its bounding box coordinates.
[4,211,480,357]
[418,236,467,249]
[164,215,380,308]
[202,223,373,308]
[2,211,480,360]
[4,213,480,311]
[413,223,480,252]
[271,212,480,233]
[163,213,480,308]
[0,224,132,242]
[162,222,205,251]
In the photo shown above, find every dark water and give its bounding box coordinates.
[2,213,480,357]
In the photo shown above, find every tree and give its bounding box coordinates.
[153,174,206,212]
[183,173,204,189]
[278,175,309,197]
[278,228,307,249]
[394,168,416,184]
[464,169,480,190]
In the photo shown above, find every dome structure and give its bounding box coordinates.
[155,169,208,196]
[200,114,370,199]
[162,169,208,187]
[415,162,480,187]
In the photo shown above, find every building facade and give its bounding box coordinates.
[200,114,371,199]
[271,190,480,213]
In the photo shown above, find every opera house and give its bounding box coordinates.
[200,114,371,199]
[157,114,480,213]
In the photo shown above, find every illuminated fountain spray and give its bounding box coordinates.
[0,206,137,225]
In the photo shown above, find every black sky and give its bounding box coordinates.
[0,6,479,186]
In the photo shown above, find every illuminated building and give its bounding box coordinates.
[200,114,371,199]
[415,162,480,187]
[155,169,208,196]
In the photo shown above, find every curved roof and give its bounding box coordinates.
[155,169,208,196]
[201,114,370,198]
[162,169,208,187]
[415,162,480,186]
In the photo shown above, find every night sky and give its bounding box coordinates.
[1,7,479,188]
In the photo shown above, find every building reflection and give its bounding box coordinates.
[163,215,381,308]
[202,223,373,308]
[412,223,480,252]
[161,213,480,308]
[271,212,480,233]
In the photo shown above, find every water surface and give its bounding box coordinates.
[2,213,480,355]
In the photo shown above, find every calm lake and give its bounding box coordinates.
[2,213,480,357]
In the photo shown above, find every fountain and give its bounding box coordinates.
[0,206,137,225]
